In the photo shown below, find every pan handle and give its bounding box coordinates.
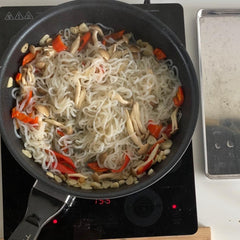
[8,180,75,240]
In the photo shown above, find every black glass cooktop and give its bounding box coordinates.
[0,3,198,240]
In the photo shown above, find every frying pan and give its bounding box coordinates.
[0,0,199,239]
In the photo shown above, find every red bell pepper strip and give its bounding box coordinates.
[136,159,153,175]
[153,48,167,60]
[163,123,172,138]
[15,72,22,84]
[78,31,91,51]
[112,154,130,173]
[135,143,160,175]
[143,138,165,161]
[22,52,36,66]
[173,86,184,107]
[147,120,163,139]
[52,34,68,52]
[87,162,109,173]
[12,107,38,124]
[55,162,76,174]
[57,129,65,137]
[102,30,125,45]
[21,90,33,110]
[50,150,76,169]
[46,149,76,174]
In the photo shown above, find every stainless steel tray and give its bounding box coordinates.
[197,9,240,178]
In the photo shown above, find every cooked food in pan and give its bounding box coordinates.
[10,22,184,189]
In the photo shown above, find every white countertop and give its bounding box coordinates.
[0,0,240,240]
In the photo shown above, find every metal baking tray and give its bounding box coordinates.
[197,9,240,179]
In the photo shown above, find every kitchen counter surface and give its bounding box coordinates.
[0,0,240,240]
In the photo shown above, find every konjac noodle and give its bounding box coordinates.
[11,22,184,189]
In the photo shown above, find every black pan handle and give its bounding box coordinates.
[8,180,75,240]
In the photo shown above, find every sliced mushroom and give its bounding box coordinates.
[35,105,50,117]
[68,173,88,179]
[35,61,46,69]
[130,115,142,138]
[43,46,57,57]
[21,64,35,85]
[76,87,86,109]
[125,109,149,155]
[70,34,81,54]
[170,107,179,134]
[111,49,129,58]
[44,118,65,128]
[44,118,73,135]
[136,39,154,56]
[108,43,117,56]
[132,102,147,135]
[110,91,129,105]
[129,45,140,53]
[98,49,110,61]
[92,172,123,182]
[78,22,89,33]
[89,25,104,46]
[75,80,81,106]
[134,143,160,175]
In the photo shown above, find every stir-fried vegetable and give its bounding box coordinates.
[147,120,163,139]
[15,72,22,84]
[52,34,68,52]
[173,86,184,107]
[102,29,125,45]
[22,52,36,66]
[78,31,91,51]
[87,162,109,173]
[112,154,130,173]
[12,107,38,124]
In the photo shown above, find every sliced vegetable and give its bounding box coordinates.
[22,90,33,110]
[102,30,125,45]
[136,159,153,175]
[15,72,22,84]
[78,31,91,51]
[22,52,36,66]
[135,143,160,175]
[163,123,172,138]
[46,150,76,174]
[173,86,184,107]
[147,120,163,139]
[153,48,166,60]
[12,107,38,124]
[57,129,65,137]
[55,162,76,174]
[112,154,130,173]
[144,138,165,161]
[87,162,109,173]
[50,150,76,169]
[52,34,68,52]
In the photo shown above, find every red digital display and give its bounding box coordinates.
[95,199,111,205]
[172,204,177,209]
[53,219,58,224]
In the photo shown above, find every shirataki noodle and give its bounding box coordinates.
[11,22,183,189]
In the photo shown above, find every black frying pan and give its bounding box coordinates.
[0,0,199,239]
